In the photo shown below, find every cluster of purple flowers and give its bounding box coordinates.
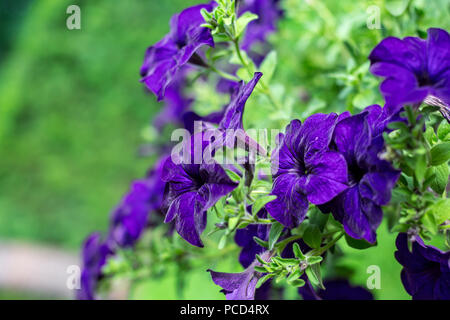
[78,157,167,299]
[79,0,450,300]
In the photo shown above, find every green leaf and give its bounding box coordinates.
[259,51,277,84]
[303,225,322,249]
[437,120,450,141]
[225,169,241,182]
[256,274,274,289]
[254,266,267,273]
[387,121,409,131]
[252,195,277,216]
[425,199,450,226]
[345,234,375,250]
[424,126,438,145]
[287,268,302,282]
[429,164,449,195]
[255,254,266,265]
[414,154,427,184]
[253,236,269,248]
[235,12,258,38]
[306,256,323,265]
[218,234,227,250]
[228,217,239,230]
[305,264,325,289]
[308,208,329,232]
[385,0,410,16]
[288,278,306,287]
[268,221,284,250]
[293,242,305,260]
[431,142,450,166]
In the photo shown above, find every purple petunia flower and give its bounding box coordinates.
[395,233,450,300]
[369,28,450,116]
[161,141,238,247]
[266,114,349,228]
[108,157,167,248]
[77,233,114,300]
[208,251,272,300]
[299,279,374,300]
[219,72,262,131]
[319,105,399,243]
[153,70,193,132]
[140,3,216,101]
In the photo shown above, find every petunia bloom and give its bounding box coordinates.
[395,233,450,300]
[319,106,399,243]
[266,114,348,228]
[77,233,114,300]
[369,28,450,115]
[153,69,193,131]
[140,3,215,100]
[208,251,272,300]
[161,141,238,247]
[108,157,167,248]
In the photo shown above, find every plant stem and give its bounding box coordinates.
[209,65,240,82]
[232,39,283,111]
[310,231,345,256]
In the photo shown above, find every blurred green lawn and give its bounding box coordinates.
[0,0,202,248]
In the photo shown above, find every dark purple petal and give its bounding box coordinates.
[219,72,262,131]
[304,151,348,205]
[395,233,450,300]
[266,173,309,228]
[208,251,272,300]
[140,3,215,100]
[369,28,450,112]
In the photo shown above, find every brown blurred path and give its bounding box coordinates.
[0,241,79,299]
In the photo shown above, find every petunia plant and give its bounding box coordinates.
[78,0,450,300]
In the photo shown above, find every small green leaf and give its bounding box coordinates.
[345,234,375,250]
[431,142,450,166]
[228,217,239,230]
[225,169,241,182]
[429,163,449,195]
[218,234,227,250]
[287,268,302,282]
[254,266,267,273]
[424,199,450,226]
[437,120,450,141]
[306,264,325,289]
[387,121,409,131]
[306,256,323,265]
[255,254,266,265]
[308,208,329,232]
[259,51,277,84]
[235,12,258,38]
[252,195,277,216]
[303,225,322,249]
[293,242,305,260]
[253,236,269,248]
[289,278,306,287]
[268,221,284,250]
[256,274,274,288]
[414,153,427,184]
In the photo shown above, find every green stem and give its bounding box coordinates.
[209,65,240,82]
[310,231,345,256]
[232,39,283,111]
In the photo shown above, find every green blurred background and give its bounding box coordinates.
[0,0,447,300]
